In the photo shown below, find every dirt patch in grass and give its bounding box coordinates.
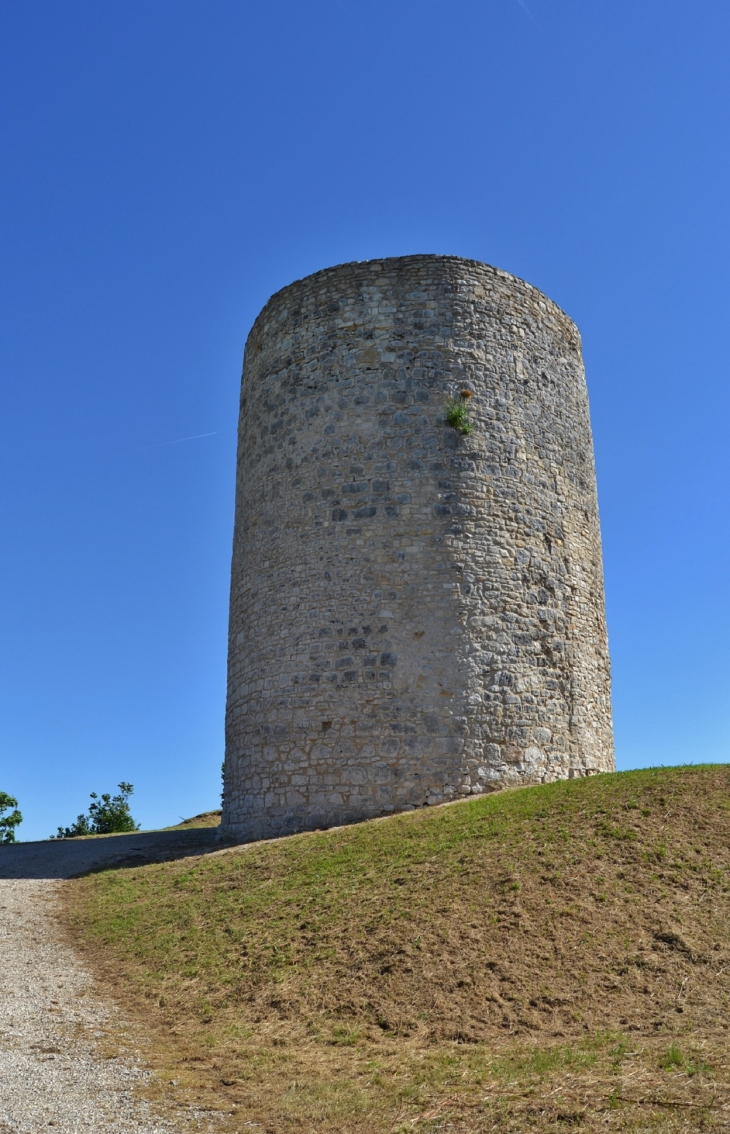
[62,766,730,1131]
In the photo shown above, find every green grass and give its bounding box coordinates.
[65,765,730,1132]
[76,768,727,989]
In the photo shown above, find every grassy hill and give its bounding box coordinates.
[63,766,730,1132]
[165,809,222,829]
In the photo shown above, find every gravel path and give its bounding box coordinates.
[0,830,220,1134]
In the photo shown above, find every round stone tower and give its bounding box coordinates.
[221,255,613,842]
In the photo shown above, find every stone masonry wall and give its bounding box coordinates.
[221,255,613,841]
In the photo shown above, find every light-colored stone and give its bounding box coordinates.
[222,255,614,841]
[0,879,178,1133]
[0,828,222,1133]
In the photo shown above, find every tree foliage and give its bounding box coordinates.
[53,782,140,839]
[0,791,22,844]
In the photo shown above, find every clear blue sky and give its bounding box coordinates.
[2,0,728,841]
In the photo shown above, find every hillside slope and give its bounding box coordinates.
[64,766,730,1132]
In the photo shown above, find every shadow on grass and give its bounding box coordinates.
[0,825,228,880]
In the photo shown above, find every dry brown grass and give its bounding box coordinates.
[62,766,730,1132]
[165,810,222,830]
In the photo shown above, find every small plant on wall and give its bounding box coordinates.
[444,388,474,435]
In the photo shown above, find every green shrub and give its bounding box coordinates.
[53,782,140,839]
[444,391,474,435]
[0,791,22,844]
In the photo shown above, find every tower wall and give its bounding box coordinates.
[221,255,613,841]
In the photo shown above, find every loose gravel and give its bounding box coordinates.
[0,830,220,1134]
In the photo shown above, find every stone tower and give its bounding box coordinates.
[221,255,613,842]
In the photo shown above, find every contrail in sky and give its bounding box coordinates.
[515,0,533,16]
[145,431,217,449]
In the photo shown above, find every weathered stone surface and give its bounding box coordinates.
[221,255,613,842]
